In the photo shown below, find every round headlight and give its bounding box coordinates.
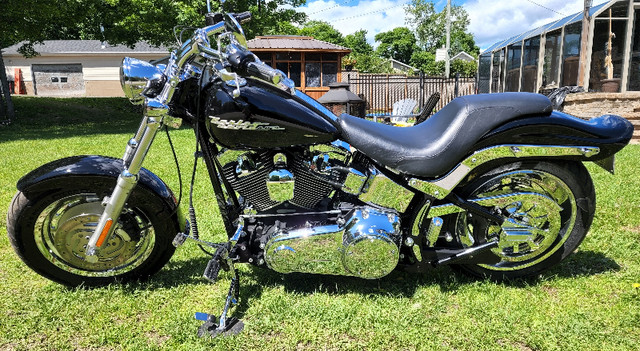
[120,57,166,105]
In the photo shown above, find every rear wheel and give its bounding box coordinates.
[7,179,178,287]
[450,161,595,280]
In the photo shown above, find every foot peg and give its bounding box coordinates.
[172,232,188,247]
[203,257,221,283]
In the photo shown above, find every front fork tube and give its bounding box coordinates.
[84,117,162,260]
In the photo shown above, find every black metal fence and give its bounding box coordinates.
[344,72,476,115]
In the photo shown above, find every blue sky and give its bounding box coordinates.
[297,0,609,50]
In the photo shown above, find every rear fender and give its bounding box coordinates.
[407,112,633,199]
[474,111,633,162]
[16,155,185,231]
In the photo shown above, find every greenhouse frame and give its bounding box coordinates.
[478,0,640,94]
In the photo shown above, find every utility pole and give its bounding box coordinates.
[577,0,592,88]
[445,0,451,78]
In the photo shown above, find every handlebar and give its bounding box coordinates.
[144,8,294,111]
[232,11,251,24]
[246,62,283,85]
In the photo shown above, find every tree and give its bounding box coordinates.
[405,0,478,56]
[344,30,373,55]
[0,0,70,123]
[0,0,308,123]
[353,54,393,74]
[374,27,418,64]
[410,51,445,76]
[298,21,345,46]
[451,59,478,77]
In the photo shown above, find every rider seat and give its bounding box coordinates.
[337,92,553,178]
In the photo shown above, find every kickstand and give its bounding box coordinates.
[196,255,244,338]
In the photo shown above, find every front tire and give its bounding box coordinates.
[7,179,178,287]
[449,160,595,280]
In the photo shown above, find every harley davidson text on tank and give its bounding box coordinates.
[6,1,633,337]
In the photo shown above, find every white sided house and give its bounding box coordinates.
[3,40,168,97]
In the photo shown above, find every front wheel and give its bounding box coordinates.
[7,179,178,287]
[449,160,596,280]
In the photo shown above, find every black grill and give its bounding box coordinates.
[222,151,335,211]
[290,153,335,209]
[222,153,278,211]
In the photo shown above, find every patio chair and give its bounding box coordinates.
[373,98,418,125]
[413,92,440,125]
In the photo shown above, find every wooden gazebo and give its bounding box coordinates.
[247,36,351,99]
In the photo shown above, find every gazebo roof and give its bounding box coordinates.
[247,36,351,53]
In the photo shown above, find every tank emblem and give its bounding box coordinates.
[209,116,285,131]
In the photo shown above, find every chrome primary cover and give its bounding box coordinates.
[263,208,401,279]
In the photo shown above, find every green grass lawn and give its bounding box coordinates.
[0,97,639,351]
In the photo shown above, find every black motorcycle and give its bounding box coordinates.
[6,3,633,337]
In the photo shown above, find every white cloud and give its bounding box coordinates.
[298,0,408,44]
[465,0,609,50]
[294,0,611,51]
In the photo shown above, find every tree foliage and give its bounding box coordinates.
[374,27,418,64]
[410,51,444,76]
[405,0,478,56]
[0,0,308,122]
[344,30,373,55]
[297,20,344,46]
[3,0,308,50]
[451,59,478,77]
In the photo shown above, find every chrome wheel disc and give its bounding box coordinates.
[34,194,156,277]
[454,170,576,271]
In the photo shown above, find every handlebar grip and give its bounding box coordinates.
[246,62,283,85]
[232,11,251,24]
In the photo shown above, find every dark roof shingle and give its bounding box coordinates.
[3,40,168,55]
[247,36,350,52]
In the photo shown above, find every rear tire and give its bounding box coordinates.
[449,160,595,280]
[7,179,178,287]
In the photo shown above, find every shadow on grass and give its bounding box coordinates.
[547,250,620,278]
[167,249,615,321]
[132,249,619,294]
[0,97,144,142]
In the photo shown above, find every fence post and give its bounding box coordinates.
[386,74,390,113]
[454,72,460,97]
[419,72,424,108]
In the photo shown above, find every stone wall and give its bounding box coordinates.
[563,92,640,143]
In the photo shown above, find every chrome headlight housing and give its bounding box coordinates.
[120,57,166,105]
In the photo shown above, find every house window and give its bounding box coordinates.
[305,53,338,87]
[50,76,68,83]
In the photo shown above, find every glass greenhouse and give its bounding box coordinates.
[478,0,640,93]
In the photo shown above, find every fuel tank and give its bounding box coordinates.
[204,78,339,149]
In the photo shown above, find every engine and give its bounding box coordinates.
[264,207,401,279]
[220,143,359,212]
[219,143,406,279]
